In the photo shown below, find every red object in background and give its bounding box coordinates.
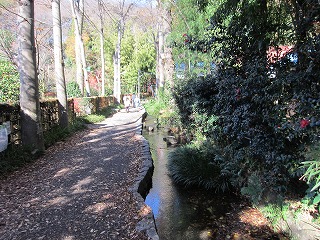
[300,119,310,128]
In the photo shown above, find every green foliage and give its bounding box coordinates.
[121,29,156,93]
[241,173,264,205]
[0,60,19,103]
[144,89,181,127]
[171,0,320,200]
[301,160,320,192]
[66,81,82,98]
[78,114,105,124]
[301,145,320,192]
[260,203,289,228]
[43,125,71,148]
[300,145,320,211]
[168,141,232,192]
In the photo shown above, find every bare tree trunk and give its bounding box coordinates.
[158,27,164,88]
[71,0,90,96]
[157,0,173,90]
[113,52,118,100]
[112,1,133,103]
[113,20,123,103]
[73,0,83,95]
[52,0,68,128]
[98,0,105,96]
[17,0,44,151]
[157,0,165,90]
[163,7,174,88]
[75,36,84,95]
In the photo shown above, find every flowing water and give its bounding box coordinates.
[142,117,237,240]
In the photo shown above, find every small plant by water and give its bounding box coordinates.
[168,142,232,192]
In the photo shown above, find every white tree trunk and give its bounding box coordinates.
[156,0,174,90]
[52,0,68,128]
[113,20,123,103]
[17,0,44,151]
[163,6,174,87]
[75,36,84,95]
[98,0,105,96]
[71,0,90,96]
[158,28,164,88]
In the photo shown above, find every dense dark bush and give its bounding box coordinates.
[173,64,320,198]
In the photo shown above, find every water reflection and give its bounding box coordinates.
[143,118,234,240]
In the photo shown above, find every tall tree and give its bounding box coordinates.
[112,0,133,102]
[17,0,44,151]
[70,0,90,96]
[98,0,106,96]
[52,0,68,128]
[157,0,174,90]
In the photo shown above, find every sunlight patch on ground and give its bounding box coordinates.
[71,176,94,194]
[84,202,108,214]
[44,196,70,207]
[239,208,269,227]
[93,167,104,174]
[86,138,101,143]
[54,168,71,178]
[103,157,113,161]
[71,176,93,189]
[62,235,75,240]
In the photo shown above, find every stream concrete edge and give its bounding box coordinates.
[129,111,160,240]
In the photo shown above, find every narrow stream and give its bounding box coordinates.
[142,117,238,240]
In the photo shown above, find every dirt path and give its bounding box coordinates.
[0,108,148,240]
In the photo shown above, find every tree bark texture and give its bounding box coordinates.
[98,0,105,96]
[157,0,174,90]
[17,0,44,151]
[52,0,68,128]
[71,0,90,96]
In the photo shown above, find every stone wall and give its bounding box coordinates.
[131,112,159,240]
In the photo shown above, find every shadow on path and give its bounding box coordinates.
[0,109,148,240]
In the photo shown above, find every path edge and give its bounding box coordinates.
[130,111,159,240]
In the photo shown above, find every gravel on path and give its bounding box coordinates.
[0,108,149,240]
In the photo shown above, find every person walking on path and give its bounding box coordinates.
[0,110,149,240]
[124,96,131,112]
[131,93,136,108]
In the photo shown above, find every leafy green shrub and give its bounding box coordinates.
[43,115,94,148]
[66,81,82,98]
[144,88,182,127]
[241,173,264,205]
[78,114,105,124]
[43,126,70,148]
[0,60,19,103]
[174,62,320,197]
[300,145,320,211]
[261,203,289,228]
[168,142,232,192]
[171,0,320,202]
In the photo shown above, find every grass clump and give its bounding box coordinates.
[260,203,289,228]
[144,89,181,127]
[168,142,232,192]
